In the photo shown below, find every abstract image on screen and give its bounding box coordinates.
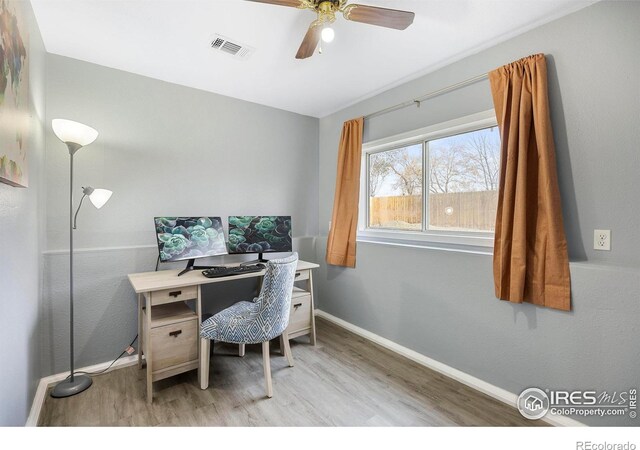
[154,217,227,262]
[228,216,292,254]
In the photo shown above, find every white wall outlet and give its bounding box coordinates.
[594,229,611,251]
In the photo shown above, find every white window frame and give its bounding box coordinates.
[358,110,499,251]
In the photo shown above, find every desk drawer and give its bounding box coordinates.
[150,318,198,372]
[287,292,311,335]
[151,285,198,306]
[294,270,310,282]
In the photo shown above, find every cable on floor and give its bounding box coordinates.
[67,334,139,379]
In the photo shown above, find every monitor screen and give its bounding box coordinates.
[228,216,292,254]
[154,217,228,262]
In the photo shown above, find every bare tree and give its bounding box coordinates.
[369,152,392,196]
[388,149,422,196]
[429,143,469,193]
[429,129,501,194]
[462,132,500,191]
[368,132,499,197]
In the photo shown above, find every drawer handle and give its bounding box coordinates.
[169,290,182,298]
[293,303,303,308]
[295,272,302,278]
[169,330,182,338]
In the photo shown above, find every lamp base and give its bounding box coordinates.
[50,374,92,398]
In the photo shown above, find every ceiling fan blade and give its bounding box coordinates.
[342,4,415,30]
[296,21,322,59]
[244,0,304,8]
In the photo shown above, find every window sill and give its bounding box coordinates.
[356,231,493,256]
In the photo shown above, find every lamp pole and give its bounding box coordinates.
[51,142,93,398]
[69,148,74,385]
[68,145,80,385]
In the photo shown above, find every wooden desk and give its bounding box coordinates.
[128,260,319,403]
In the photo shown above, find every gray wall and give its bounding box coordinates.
[316,1,640,426]
[41,54,319,375]
[0,1,46,426]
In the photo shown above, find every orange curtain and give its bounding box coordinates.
[489,54,571,311]
[326,117,364,268]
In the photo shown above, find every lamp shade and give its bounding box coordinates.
[52,119,99,147]
[88,189,112,209]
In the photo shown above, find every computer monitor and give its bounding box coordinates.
[228,216,292,264]
[154,216,228,276]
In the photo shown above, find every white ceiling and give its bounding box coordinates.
[31,0,595,117]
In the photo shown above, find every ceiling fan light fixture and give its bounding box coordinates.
[256,0,415,59]
[321,26,335,43]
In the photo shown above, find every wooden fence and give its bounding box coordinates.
[370,191,498,231]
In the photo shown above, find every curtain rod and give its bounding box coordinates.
[364,72,489,121]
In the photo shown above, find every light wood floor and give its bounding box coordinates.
[39,318,544,426]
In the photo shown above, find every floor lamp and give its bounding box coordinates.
[50,119,112,398]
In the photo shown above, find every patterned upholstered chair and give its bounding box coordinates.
[199,253,298,397]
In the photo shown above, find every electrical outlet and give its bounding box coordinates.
[594,229,611,251]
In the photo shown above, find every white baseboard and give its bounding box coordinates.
[314,309,586,427]
[26,355,140,427]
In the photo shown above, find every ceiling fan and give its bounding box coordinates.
[246,0,415,59]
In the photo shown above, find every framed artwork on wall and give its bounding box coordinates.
[0,0,30,188]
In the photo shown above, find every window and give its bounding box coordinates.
[359,111,500,249]
[368,143,423,230]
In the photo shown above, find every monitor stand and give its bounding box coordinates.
[240,253,269,266]
[178,259,219,277]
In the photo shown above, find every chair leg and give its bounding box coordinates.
[282,331,294,367]
[238,343,245,357]
[200,338,210,390]
[262,341,273,398]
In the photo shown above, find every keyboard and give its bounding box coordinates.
[202,264,265,278]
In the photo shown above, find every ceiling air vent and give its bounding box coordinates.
[210,34,255,60]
